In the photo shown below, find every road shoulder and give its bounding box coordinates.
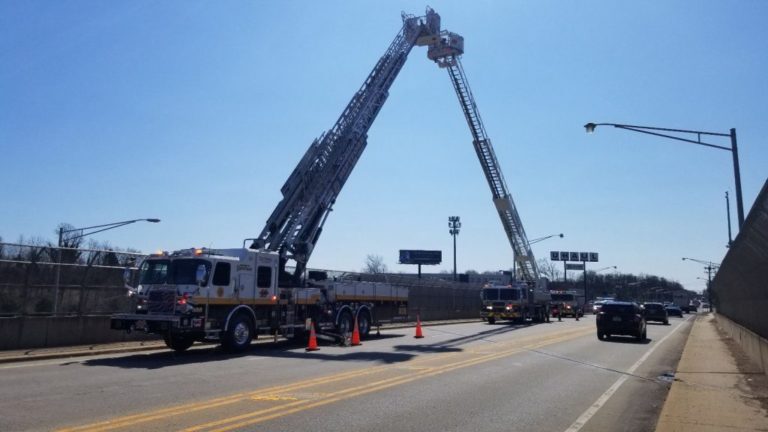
[655,313,768,432]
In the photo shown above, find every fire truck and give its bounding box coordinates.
[549,290,583,319]
[112,247,407,352]
[111,7,549,350]
[481,282,551,324]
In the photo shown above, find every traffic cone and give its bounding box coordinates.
[351,317,361,346]
[306,321,319,351]
[414,314,424,339]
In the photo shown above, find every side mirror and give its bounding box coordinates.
[196,265,208,285]
[123,268,137,296]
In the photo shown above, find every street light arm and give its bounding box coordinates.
[585,123,731,151]
[595,265,617,273]
[682,257,720,268]
[585,121,744,229]
[527,233,564,245]
[59,218,161,246]
[60,218,161,235]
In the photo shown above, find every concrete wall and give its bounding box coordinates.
[712,178,768,339]
[0,316,158,350]
[716,313,768,376]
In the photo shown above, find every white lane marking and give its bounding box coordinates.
[564,315,692,432]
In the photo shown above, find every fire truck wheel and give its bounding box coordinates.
[357,310,371,339]
[337,311,353,336]
[164,334,195,352]
[223,314,253,352]
[487,317,496,325]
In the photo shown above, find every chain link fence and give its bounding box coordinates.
[1,244,483,319]
[712,179,768,340]
[0,243,146,316]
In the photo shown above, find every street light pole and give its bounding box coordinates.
[448,216,461,282]
[585,123,745,229]
[54,218,161,315]
[682,257,719,312]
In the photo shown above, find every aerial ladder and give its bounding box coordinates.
[251,8,540,290]
[250,11,441,283]
[421,11,540,285]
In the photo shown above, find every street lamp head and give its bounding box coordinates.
[146,218,161,223]
[584,123,597,134]
[558,233,564,238]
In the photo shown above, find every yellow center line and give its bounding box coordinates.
[58,325,593,432]
[195,328,595,432]
[57,349,469,432]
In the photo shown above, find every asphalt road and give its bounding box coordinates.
[0,314,695,432]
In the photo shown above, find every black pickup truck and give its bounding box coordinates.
[680,304,698,314]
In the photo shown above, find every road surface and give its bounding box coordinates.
[0,314,694,431]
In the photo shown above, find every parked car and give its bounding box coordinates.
[642,302,669,325]
[596,301,647,341]
[665,304,683,317]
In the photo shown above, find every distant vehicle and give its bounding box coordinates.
[642,302,669,325]
[596,301,646,341]
[550,291,582,318]
[701,302,710,310]
[592,299,609,314]
[481,283,551,324]
[665,304,683,317]
[680,304,697,314]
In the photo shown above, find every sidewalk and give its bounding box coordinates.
[656,313,768,431]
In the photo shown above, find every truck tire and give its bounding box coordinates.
[487,317,496,325]
[356,310,371,339]
[337,310,353,336]
[223,313,253,352]
[164,334,195,352]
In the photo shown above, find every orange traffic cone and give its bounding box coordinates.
[306,321,319,351]
[351,317,361,346]
[414,314,424,339]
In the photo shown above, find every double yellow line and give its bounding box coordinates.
[59,326,593,432]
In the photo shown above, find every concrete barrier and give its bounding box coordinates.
[0,316,158,350]
[716,313,768,376]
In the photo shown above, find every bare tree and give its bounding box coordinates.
[363,254,388,274]
[537,258,562,281]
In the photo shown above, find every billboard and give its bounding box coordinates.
[551,251,600,262]
[399,250,442,265]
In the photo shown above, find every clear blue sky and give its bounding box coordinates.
[2,1,766,293]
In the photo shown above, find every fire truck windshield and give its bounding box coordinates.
[482,288,521,301]
[551,294,576,302]
[139,259,212,285]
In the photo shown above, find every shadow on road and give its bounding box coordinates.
[79,333,413,370]
[603,336,652,345]
[77,322,545,370]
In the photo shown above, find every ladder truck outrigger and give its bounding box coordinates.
[420,15,552,324]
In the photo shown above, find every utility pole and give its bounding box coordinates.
[448,216,461,281]
[725,191,733,247]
